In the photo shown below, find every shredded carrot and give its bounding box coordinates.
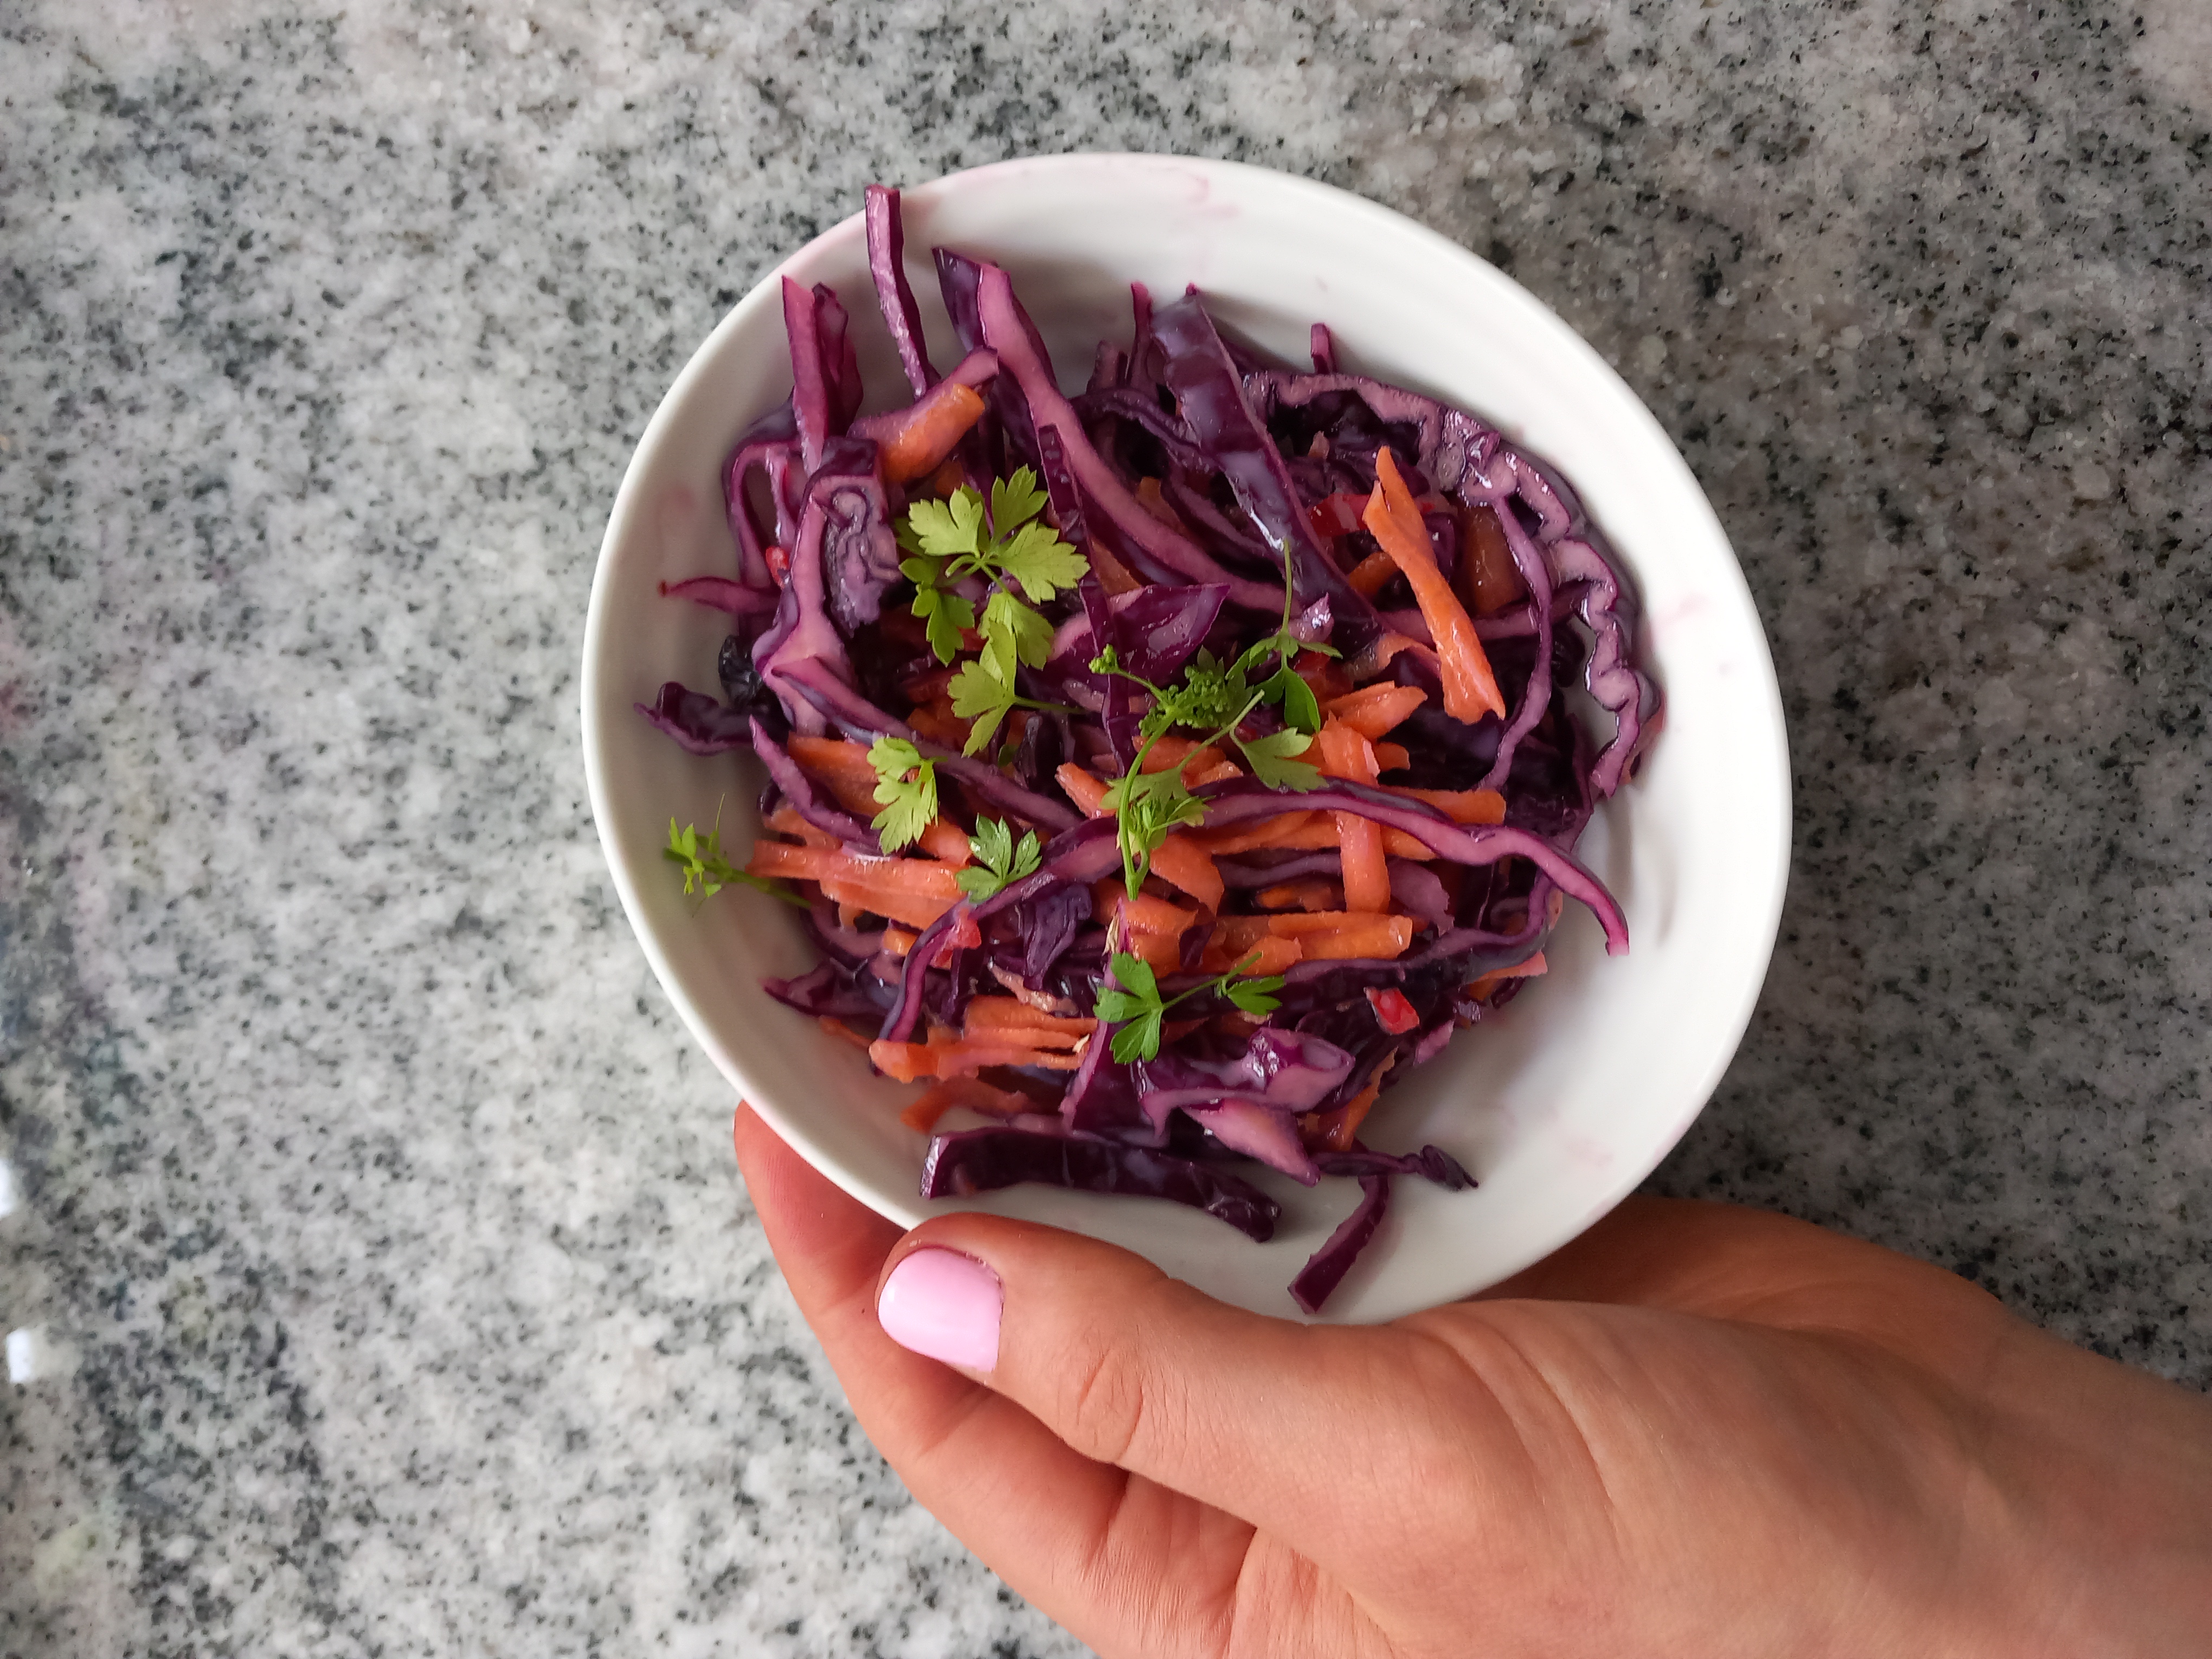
[1467,951,1548,1002]
[1463,501,1528,618]
[1117,928,1187,973]
[1365,449,1506,724]
[748,842,963,893]
[1196,933,1302,976]
[1346,548,1399,598]
[787,735,875,786]
[1134,477,1188,531]
[882,927,918,957]
[963,998,1098,1040]
[1214,911,1414,961]
[879,383,987,484]
[898,1076,1028,1133]
[1188,810,1322,855]
[906,706,969,750]
[818,875,959,931]
[1295,654,1356,705]
[1316,722,1392,912]
[869,1036,1085,1083]
[1257,879,1340,912]
[1097,890,1197,935]
[918,456,967,498]
[1394,786,1507,826]
[1085,537,1142,595]
[764,803,841,847]
[818,1017,873,1051]
[1324,683,1429,739]
[1139,737,1227,777]
[1326,1056,1396,1150]
[1057,763,1109,814]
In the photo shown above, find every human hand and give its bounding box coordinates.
[732,1105,2212,1657]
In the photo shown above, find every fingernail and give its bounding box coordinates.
[877,1248,1002,1373]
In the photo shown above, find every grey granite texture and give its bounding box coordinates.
[1,0,2207,1652]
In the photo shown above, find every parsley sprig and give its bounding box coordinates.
[898,467,1089,756]
[867,737,939,852]
[956,816,1041,902]
[1094,950,1286,1063]
[664,811,807,908]
[1091,556,1336,895]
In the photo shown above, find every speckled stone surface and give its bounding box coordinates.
[2,0,2206,1652]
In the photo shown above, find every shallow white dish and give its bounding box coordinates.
[581,153,1789,1322]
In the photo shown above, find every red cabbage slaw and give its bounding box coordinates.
[640,185,1661,1312]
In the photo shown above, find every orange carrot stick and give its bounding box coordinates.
[1316,722,1392,912]
[963,999,1098,1039]
[1365,449,1506,723]
[1256,879,1341,912]
[899,1076,1030,1133]
[1058,763,1227,911]
[1346,548,1399,598]
[1467,951,1548,1001]
[878,383,987,484]
[1323,682,1429,739]
[869,1036,1086,1082]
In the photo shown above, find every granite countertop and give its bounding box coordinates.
[3,1,2205,1652]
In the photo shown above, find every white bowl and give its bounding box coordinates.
[581,153,1789,1322]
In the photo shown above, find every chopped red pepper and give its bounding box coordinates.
[1365,986,1420,1034]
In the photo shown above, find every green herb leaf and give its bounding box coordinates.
[663,814,806,908]
[1265,665,1323,736]
[955,817,1042,902]
[867,736,939,852]
[1092,949,1283,1062]
[1236,727,1324,792]
[948,659,1016,756]
[1223,972,1286,1016]
[906,490,986,560]
[988,467,1050,535]
[993,520,1090,603]
[980,589,1056,673]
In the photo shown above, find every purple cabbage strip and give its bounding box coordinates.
[659,577,779,619]
[1184,1101,1319,1184]
[863,184,937,396]
[1464,482,1555,795]
[1152,292,1386,653]
[1034,421,1091,550]
[723,401,799,591]
[1314,1144,1475,1189]
[781,276,837,474]
[937,248,1035,471]
[972,263,1284,614]
[814,282,864,428]
[753,461,863,736]
[1290,1175,1390,1314]
[765,960,892,1021]
[1309,322,1336,375]
[1068,386,1210,472]
[1042,582,1229,715]
[808,435,903,636]
[751,717,880,850]
[636,682,753,754]
[922,1127,1282,1241]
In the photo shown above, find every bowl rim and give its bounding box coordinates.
[581,150,1792,1315]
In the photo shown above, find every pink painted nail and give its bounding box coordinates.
[877,1249,1002,1373]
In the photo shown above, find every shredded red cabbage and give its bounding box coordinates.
[641,187,1663,1311]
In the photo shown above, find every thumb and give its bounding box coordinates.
[872,1212,1443,1558]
